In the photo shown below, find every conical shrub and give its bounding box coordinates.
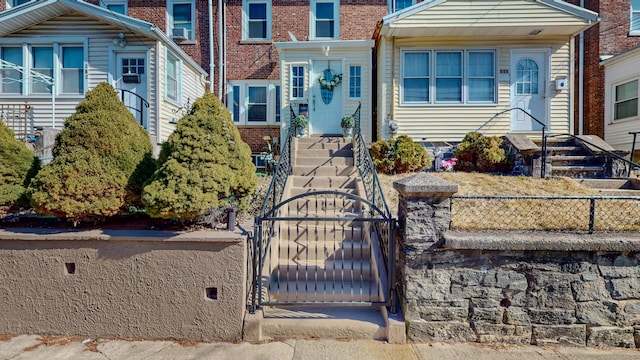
[0,122,40,206]
[142,92,257,219]
[29,82,155,222]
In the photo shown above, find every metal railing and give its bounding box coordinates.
[117,88,149,128]
[1,103,30,140]
[451,195,640,234]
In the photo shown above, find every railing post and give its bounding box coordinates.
[628,132,639,177]
[541,128,546,178]
[589,198,595,234]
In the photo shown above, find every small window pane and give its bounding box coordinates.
[404,53,429,77]
[435,79,462,102]
[248,86,267,122]
[404,79,429,102]
[395,0,413,11]
[436,52,461,76]
[166,55,179,101]
[615,80,639,120]
[469,79,494,102]
[248,3,267,38]
[107,4,126,14]
[315,2,335,38]
[232,85,240,122]
[469,52,494,77]
[275,85,281,123]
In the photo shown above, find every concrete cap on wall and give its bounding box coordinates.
[392,173,458,199]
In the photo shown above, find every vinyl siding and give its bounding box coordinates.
[379,37,573,143]
[604,53,640,151]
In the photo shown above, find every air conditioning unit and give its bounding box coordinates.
[172,28,189,41]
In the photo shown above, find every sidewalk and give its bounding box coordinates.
[1,335,640,360]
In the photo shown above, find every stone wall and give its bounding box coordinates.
[0,229,246,341]
[394,173,640,348]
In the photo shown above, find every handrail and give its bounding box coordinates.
[478,107,547,178]
[547,133,640,176]
[116,88,150,127]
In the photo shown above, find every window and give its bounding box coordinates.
[0,47,23,94]
[244,0,271,40]
[31,47,53,94]
[169,0,195,41]
[401,49,496,104]
[291,66,305,99]
[516,58,539,95]
[393,0,415,12]
[614,80,638,120]
[632,0,640,32]
[61,47,83,94]
[227,82,280,125]
[165,52,180,102]
[349,65,361,99]
[101,0,127,14]
[6,0,31,9]
[311,0,339,40]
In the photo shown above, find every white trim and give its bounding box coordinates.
[227,80,281,125]
[309,0,340,40]
[242,0,272,41]
[100,0,128,15]
[611,78,640,123]
[167,0,196,41]
[275,40,374,51]
[164,49,183,106]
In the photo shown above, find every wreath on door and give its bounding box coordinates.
[317,68,342,104]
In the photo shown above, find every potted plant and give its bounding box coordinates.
[293,115,308,137]
[340,115,355,138]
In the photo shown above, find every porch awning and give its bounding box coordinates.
[380,0,599,38]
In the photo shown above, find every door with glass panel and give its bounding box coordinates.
[115,52,148,128]
[510,50,548,132]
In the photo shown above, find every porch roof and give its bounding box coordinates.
[0,0,207,76]
[380,0,599,38]
[275,40,375,52]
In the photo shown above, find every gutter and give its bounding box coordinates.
[208,0,215,93]
[218,0,225,100]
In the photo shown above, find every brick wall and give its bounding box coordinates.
[238,126,282,153]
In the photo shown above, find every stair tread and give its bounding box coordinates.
[551,165,604,171]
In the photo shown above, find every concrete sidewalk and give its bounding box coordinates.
[1,335,640,360]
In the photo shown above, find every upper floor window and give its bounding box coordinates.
[101,0,127,15]
[349,65,361,99]
[291,65,305,100]
[165,52,181,103]
[393,0,415,12]
[6,0,31,9]
[243,0,271,40]
[614,80,638,121]
[168,0,195,41]
[310,0,339,40]
[632,0,640,33]
[402,49,496,105]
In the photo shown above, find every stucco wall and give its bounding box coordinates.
[0,229,246,341]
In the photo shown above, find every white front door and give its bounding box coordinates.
[510,50,548,132]
[310,60,343,135]
[115,52,148,128]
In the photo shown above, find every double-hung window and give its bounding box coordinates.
[393,0,415,12]
[101,0,127,14]
[0,47,23,94]
[61,46,84,94]
[614,80,639,121]
[31,47,53,94]
[632,0,640,33]
[228,82,281,125]
[165,52,181,103]
[244,0,271,40]
[311,0,339,40]
[402,49,496,105]
[169,0,195,41]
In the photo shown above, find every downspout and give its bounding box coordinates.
[578,0,584,135]
[208,0,215,93]
[218,0,224,100]
[155,41,162,147]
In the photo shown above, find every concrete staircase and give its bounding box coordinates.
[577,178,640,196]
[245,136,404,343]
[544,137,606,178]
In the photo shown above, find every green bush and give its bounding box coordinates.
[370,135,431,174]
[142,93,257,220]
[29,82,155,222]
[453,132,514,173]
[0,122,40,206]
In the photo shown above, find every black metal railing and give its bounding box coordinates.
[478,107,547,177]
[451,195,640,234]
[117,88,149,128]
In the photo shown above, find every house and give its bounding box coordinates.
[0,0,208,156]
[375,0,598,145]
[224,0,388,159]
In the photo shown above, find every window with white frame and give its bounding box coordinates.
[101,0,127,15]
[0,47,23,94]
[243,0,271,40]
[165,52,181,102]
[168,0,195,41]
[349,65,361,99]
[310,0,339,40]
[227,82,281,125]
[31,46,53,94]
[61,46,84,94]
[393,0,415,12]
[402,49,496,104]
[291,65,305,100]
[632,0,640,32]
[6,0,31,9]
[614,79,638,120]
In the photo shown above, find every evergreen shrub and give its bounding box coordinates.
[454,131,514,173]
[142,93,257,220]
[370,135,431,174]
[0,122,40,206]
[29,82,155,222]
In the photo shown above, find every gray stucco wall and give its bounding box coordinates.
[0,229,246,341]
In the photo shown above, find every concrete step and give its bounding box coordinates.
[297,136,350,145]
[546,146,588,154]
[280,225,365,242]
[292,165,357,176]
[548,155,599,162]
[268,280,381,302]
[289,187,359,197]
[298,148,353,158]
[282,197,364,215]
[295,156,354,167]
[274,239,372,260]
[270,260,375,281]
[576,178,640,190]
[292,175,358,189]
[297,141,350,150]
[551,165,604,172]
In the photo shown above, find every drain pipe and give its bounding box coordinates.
[208,0,214,93]
[578,0,585,135]
[218,0,225,100]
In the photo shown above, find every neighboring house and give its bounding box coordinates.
[0,0,208,156]
[375,0,598,144]
[225,0,387,158]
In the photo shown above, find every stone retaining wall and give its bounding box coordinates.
[393,173,640,348]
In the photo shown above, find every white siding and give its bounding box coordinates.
[604,52,640,151]
[379,36,573,143]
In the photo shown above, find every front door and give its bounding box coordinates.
[510,50,548,132]
[310,60,343,135]
[115,52,148,128]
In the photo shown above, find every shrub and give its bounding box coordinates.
[453,132,514,173]
[370,135,431,174]
[29,82,155,222]
[0,122,40,206]
[142,93,257,220]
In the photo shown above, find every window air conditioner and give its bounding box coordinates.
[172,28,189,41]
